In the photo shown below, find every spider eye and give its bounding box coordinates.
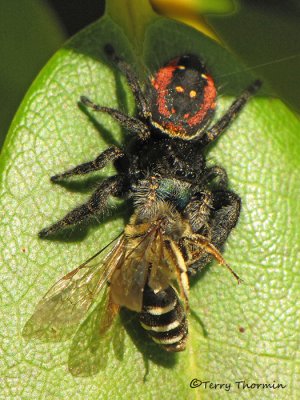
[187,172,196,180]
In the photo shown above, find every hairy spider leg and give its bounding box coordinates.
[211,190,241,243]
[202,165,228,189]
[51,146,124,182]
[39,175,124,237]
[80,96,150,140]
[104,44,151,119]
[197,79,262,145]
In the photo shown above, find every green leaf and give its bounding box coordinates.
[0,0,65,149]
[1,1,299,399]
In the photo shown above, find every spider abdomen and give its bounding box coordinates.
[150,54,217,139]
[139,285,188,352]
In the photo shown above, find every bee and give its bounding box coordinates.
[24,176,241,362]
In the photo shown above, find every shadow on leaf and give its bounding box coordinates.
[120,309,177,369]
[78,101,121,147]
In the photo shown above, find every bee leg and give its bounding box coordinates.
[185,235,242,284]
[198,236,242,283]
[184,190,214,233]
[164,240,190,311]
[39,175,124,238]
[177,269,190,312]
[132,175,160,216]
[51,146,124,182]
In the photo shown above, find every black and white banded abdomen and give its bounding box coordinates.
[139,285,188,352]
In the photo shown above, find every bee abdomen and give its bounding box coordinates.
[139,285,188,352]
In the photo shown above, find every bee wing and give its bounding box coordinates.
[109,251,149,312]
[110,228,169,311]
[109,228,159,312]
[23,235,125,341]
[68,287,122,376]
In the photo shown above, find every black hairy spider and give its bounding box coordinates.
[39,44,261,274]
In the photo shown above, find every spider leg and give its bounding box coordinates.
[211,190,241,246]
[51,146,124,182]
[104,44,151,120]
[202,166,228,189]
[199,79,262,146]
[80,96,150,140]
[188,190,241,275]
[39,175,124,238]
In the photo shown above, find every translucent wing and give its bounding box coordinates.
[110,226,176,312]
[68,286,123,376]
[23,235,125,341]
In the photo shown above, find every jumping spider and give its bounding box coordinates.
[39,44,260,277]
[33,44,262,353]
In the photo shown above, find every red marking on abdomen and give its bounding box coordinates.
[152,65,217,136]
[186,75,216,128]
[152,62,178,119]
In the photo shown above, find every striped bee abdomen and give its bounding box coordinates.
[139,285,188,352]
